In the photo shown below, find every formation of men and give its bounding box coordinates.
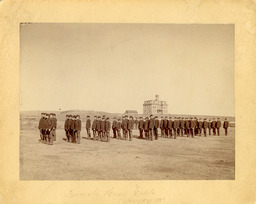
[38,113,57,145]
[39,113,230,145]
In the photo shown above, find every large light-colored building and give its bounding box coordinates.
[143,95,168,115]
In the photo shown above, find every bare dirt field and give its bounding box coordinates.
[20,126,235,180]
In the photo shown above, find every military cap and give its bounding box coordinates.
[204,118,206,120]
[77,115,80,118]
[98,116,101,118]
[53,113,56,116]
[139,116,142,119]
[41,113,44,115]
[113,117,116,119]
[217,117,220,119]
[66,114,69,117]
[150,114,153,117]
[102,115,106,117]
[118,118,121,120]
[87,115,90,118]
[146,117,149,119]
[106,117,109,120]
[161,116,164,118]
[225,118,227,120]
[129,116,133,118]
[155,116,158,118]
[165,116,168,118]
[125,115,128,117]
[182,117,184,119]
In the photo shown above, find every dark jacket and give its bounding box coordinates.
[86,119,91,129]
[149,118,155,129]
[154,119,160,128]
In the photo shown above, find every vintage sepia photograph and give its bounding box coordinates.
[20,23,235,180]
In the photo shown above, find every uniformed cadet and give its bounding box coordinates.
[216,118,221,136]
[180,117,185,137]
[100,116,106,141]
[38,113,44,141]
[45,114,52,145]
[212,118,217,136]
[117,118,122,139]
[92,116,98,140]
[134,118,139,130]
[184,118,189,137]
[40,113,46,143]
[223,118,229,135]
[176,117,181,137]
[160,116,165,137]
[164,116,169,138]
[96,116,102,140]
[138,117,144,139]
[198,118,203,136]
[70,115,76,143]
[128,116,134,141]
[48,113,54,145]
[203,118,208,137]
[154,116,159,140]
[64,115,69,141]
[52,113,57,141]
[168,117,173,138]
[144,117,149,140]
[208,119,212,135]
[105,117,111,142]
[194,117,198,136]
[86,116,91,139]
[190,117,195,138]
[148,115,155,141]
[122,115,129,140]
[173,117,178,139]
[112,117,118,138]
[75,115,81,144]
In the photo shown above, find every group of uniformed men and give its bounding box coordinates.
[38,113,57,145]
[38,113,230,145]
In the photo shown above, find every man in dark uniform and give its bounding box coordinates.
[190,117,195,138]
[138,117,144,139]
[64,115,69,141]
[105,117,111,142]
[52,113,57,141]
[203,118,208,137]
[176,117,181,136]
[185,118,190,137]
[223,118,229,135]
[86,115,91,139]
[173,117,178,139]
[164,116,169,138]
[168,117,173,138]
[148,115,155,141]
[70,115,76,143]
[208,119,212,135]
[46,114,53,145]
[144,117,149,140]
[194,117,198,136]
[216,118,221,136]
[67,115,72,142]
[154,116,159,140]
[92,116,97,140]
[128,116,134,141]
[134,118,138,130]
[122,115,129,140]
[38,113,44,141]
[117,118,122,139]
[212,118,217,136]
[180,117,185,137]
[74,115,81,144]
[112,117,118,138]
[100,116,106,141]
[160,116,164,137]
[96,116,101,141]
[198,118,203,136]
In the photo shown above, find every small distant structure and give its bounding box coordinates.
[124,110,138,115]
[143,94,168,115]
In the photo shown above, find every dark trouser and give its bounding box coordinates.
[123,129,128,140]
[97,131,102,140]
[186,128,190,136]
[113,128,117,138]
[139,128,144,138]
[106,131,110,142]
[71,130,76,143]
[102,130,106,141]
[180,128,184,137]
[144,130,148,139]
[212,128,216,136]
[169,129,172,137]
[198,128,202,136]
[65,130,69,141]
[209,128,211,135]
[224,128,228,135]
[86,128,91,139]
[173,128,177,138]
[217,128,220,136]
[48,130,54,145]
[40,129,44,140]
[149,129,153,141]
[128,129,133,141]
[75,130,81,144]
[161,128,164,137]
[154,128,158,140]
[117,129,121,139]
[203,128,207,137]
[190,128,194,137]
[165,128,169,138]
[93,129,97,140]
[177,128,180,136]
[52,129,56,141]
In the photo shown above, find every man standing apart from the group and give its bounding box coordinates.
[148,115,155,141]
[138,117,144,139]
[154,116,159,140]
[86,115,91,139]
[105,117,111,142]
[216,118,221,136]
[96,116,101,141]
[117,118,122,139]
[92,116,97,140]
[223,118,229,135]
[212,118,217,136]
[112,117,118,139]
[74,115,81,144]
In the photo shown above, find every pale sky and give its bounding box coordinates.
[20,23,234,116]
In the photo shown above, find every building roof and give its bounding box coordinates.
[124,110,138,114]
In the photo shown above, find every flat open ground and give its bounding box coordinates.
[20,126,235,180]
